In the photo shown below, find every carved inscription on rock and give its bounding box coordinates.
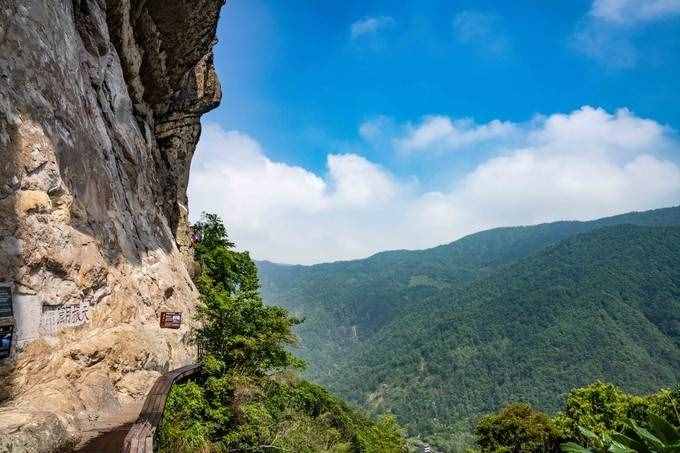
[40,303,90,336]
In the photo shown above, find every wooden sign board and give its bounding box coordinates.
[160,311,182,329]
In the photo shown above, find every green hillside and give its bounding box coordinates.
[258,206,680,376]
[330,225,680,438]
[257,207,680,446]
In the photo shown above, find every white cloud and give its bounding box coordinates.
[528,107,669,156]
[189,128,327,223]
[453,10,510,55]
[451,148,680,228]
[359,115,394,142]
[328,154,397,206]
[394,115,518,153]
[190,107,680,264]
[189,126,400,263]
[350,16,395,39]
[572,0,680,67]
[571,21,639,68]
[590,0,680,24]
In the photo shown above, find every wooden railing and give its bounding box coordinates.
[122,363,200,453]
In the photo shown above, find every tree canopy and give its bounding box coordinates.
[159,213,406,452]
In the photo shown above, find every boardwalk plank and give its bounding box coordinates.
[122,364,200,453]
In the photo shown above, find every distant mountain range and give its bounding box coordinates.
[257,206,680,441]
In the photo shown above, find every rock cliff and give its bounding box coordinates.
[0,0,225,450]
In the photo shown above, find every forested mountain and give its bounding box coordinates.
[331,224,680,438]
[258,206,680,373]
[257,206,680,444]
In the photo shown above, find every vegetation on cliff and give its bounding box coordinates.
[158,213,406,452]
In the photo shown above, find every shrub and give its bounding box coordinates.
[561,413,680,452]
[474,403,563,452]
[560,381,646,441]
[473,382,680,453]
[157,381,215,453]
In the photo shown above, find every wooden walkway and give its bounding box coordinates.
[121,363,200,453]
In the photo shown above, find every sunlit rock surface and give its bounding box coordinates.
[0,1,224,450]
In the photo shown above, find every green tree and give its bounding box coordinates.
[159,213,406,452]
[561,413,680,452]
[472,383,680,453]
[558,382,680,444]
[474,403,563,452]
[192,212,303,376]
[646,385,680,426]
[560,381,647,441]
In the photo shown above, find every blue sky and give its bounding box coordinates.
[190,0,680,264]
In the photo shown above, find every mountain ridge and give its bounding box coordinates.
[330,224,680,436]
[257,206,680,444]
[258,204,680,269]
[258,205,680,370]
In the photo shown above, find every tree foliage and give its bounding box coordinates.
[475,403,564,452]
[561,413,680,453]
[158,213,406,452]
[259,208,680,449]
[472,382,680,453]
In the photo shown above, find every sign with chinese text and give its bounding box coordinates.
[160,312,182,329]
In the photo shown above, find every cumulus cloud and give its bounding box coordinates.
[590,0,680,24]
[327,154,397,206]
[190,107,680,264]
[451,141,679,228]
[189,126,401,263]
[395,115,518,153]
[350,16,395,39]
[528,107,669,155]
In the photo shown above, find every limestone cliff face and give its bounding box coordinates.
[0,0,224,450]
